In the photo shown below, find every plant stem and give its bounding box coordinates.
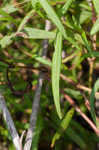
[23,20,51,150]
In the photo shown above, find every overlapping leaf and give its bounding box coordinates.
[90,17,99,35]
[93,0,99,14]
[39,0,66,39]
[61,0,74,15]
[0,34,15,48]
[24,27,56,39]
[17,9,34,32]
[51,108,75,147]
[34,56,52,67]
[66,127,86,149]
[32,115,44,150]
[90,79,99,124]
[81,31,92,54]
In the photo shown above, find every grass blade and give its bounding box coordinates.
[81,31,92,54]
[52,32,63,119]
[2,4,18,14]
[17,9,34,32]
[51,108,75,147]
[31,115,44,150]
[24,27,56,39]
[66,127,86,149]
[61,0,74,15]
[90,79,99,124]
[39,0,66,39]
[0,33,15,48]
[90,17,99,35]
[34,56,52,67]
[93,0,99,15]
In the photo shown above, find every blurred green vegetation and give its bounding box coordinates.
[0,0,99,149]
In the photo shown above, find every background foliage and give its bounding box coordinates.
[0,0,99,149]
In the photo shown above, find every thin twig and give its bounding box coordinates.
[60,74,99,98]
[81,91,90,111]
[23,20,51,150]
[63,92,99,136]
[0,93,22,150]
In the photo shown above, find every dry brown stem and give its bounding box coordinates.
[63,92,99,136]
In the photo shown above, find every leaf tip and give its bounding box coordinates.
[58,112,62,120]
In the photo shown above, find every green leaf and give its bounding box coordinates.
[79,10,92,24]
[39,0,66,39]
[71,120,89,141]
[52,32,63,119]
[92,51,99,57]
[34,56,52,67]
[90,78,99,124]
[61,0,74,15]
[38,0,80,47]
[65,88,81,99]
[51,108,75,147]
[0,9,14,22]
[93,0,99,14]
[79,3,91,11]
[0,35,12,48]
[0,62,8,68]
[90,17,99,35]
[0,33,15,48]
[31,0,39,7]
[17,9,34,32]
[66,127,86,149]
[24,27,56,39]
[82,51,99,59]
[32,115,44,150]
[31,0,45,18]
[81,31,92,54]
[2,4,18,14]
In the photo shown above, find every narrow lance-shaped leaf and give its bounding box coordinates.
[38,0,80,48]
[32,115,44,150]
[2,4,18,14]
[34,56,52,67]
[51,108,75,147]
[79,10,92,24]
[17,9,34,32]
[81,31,92,54]
[0,36,12,48]
[0,33,15,48]
[31,0,45,18]
[92,0,99,15]
[52,32,62,119]
[90,78,99,125]
[66,127,86,149]
[0,9,15,21]
[61,0,74,15]
[24,27,56,39]
[39,0,66,39]
[90,17,99,35]
[31,0,39,7]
